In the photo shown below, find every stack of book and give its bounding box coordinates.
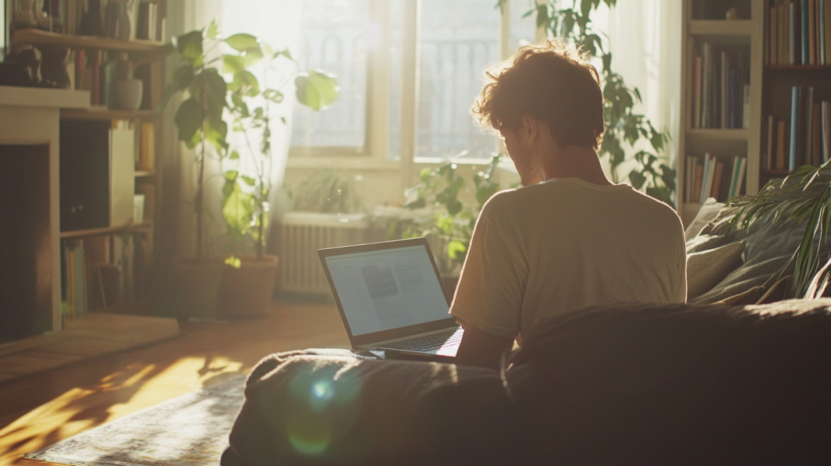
[767,0,831,65]
[136,1,160,41]
[691,43,751,129]
[685,154,747,204]
[776,86,831,170]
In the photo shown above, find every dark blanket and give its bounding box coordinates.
[224,301,831,465]
[221,349,519,466]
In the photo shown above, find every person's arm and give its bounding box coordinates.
[454,321,514,370]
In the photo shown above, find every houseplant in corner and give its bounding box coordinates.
[152,22,231,319]
[155,22,337,319]
[216,35,339,317]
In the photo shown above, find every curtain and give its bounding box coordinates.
[172,0,304,258]
[605,0,683,179]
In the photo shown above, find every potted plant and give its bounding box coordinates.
[216,33,339,317]
[395,155,504,298]
[154,22,337,319]
[152,23,231,319]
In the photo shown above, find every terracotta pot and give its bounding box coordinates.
[217,254,279,318]
[150,259,224,319]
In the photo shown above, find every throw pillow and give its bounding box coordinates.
[685,234,728,254]
[684,198,725,239]
[687,241,745,299]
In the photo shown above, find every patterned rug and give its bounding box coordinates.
[25,376,247,466]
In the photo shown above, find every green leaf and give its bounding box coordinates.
[224,170,239,182]
[447,240,467,261]
[222,54,246,74]
[629,170,646,190]
[206,19,219,40]
[205,117,228,151]
[229,150,240,160]
[241,175,256,186]
[263,89,284,103]
[174,98,204,149]
[225,33,259,52]
[225,255,242,268]
[158,65,195,114]
[177,30,204,66]
[242,46,264,68]
[295,70,339,110]
[230,70,260,97]
[223,183,255,236]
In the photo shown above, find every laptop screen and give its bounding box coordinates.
[323,245,450,336]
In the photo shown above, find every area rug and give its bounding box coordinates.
[24,375,247,466]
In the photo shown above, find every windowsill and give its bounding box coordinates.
[286,156,400,170]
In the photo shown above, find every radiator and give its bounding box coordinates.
[277,212,369,294]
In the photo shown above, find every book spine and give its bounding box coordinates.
[737,157,747,196]
[810,0,817,65]
[813,103,822,165]
[702,43,712,128]
[804,86,814,165]
[826,0,831,63]
[791,0,798,64]
[694,48,701,129]
[781,0,789,64]
[823,101,830,163]
[790,86,801,170]
[802,0,810,64]
[722,50,729,129]
[767,115,776,169]
[820,0,826,63]
[777,120,788,170]
[713,161,725,200]
[694,162,704,203]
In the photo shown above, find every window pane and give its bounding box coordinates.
[417,0,501,161]
[510,0,538,52]
[387,0,403,160]
[291,0,369,149]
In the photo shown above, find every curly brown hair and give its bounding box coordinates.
[471,40,605,149]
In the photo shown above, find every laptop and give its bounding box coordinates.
[318,237,463,359]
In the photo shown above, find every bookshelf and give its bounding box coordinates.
[678,0,765,226]
[8,22,167,316]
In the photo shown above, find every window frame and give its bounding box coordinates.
[287,0,525,176]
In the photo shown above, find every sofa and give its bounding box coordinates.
[221,299,831,466]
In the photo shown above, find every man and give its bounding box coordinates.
[451,40,687,369]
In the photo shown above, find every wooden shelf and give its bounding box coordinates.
[61,107,157,121]
[60,221,153,239]
[135,171,155,178]
[765,64,831,71]
[686,128,751,141]
[689,20,753,36]
[12,29,165,53]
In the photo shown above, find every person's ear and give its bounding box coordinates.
[520,114,538,144]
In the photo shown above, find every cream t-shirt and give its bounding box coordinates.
[450,178,687,342]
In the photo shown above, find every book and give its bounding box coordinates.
[809,0,817,65]
[812,103,822,165]
[721,50,728,129]
[804,86,814,165]
[694,162,704,203]
[777,120,788,170]
[712,161,725,200]
[820,0,826,63]
[823,101,830,163]
[701,43,712,128]
[767,115,776,169]
[826,0,831,64]
[735,157,747,196]
[790,86,801,170]
[138,122,155,171]
[743,83,751,129]
[782,0,789,64]
[802,0,809,64]
[693,48,702,129]
[791,0,798,64]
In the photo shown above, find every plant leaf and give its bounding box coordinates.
[295,70,340,110]
[225,33,259,52]
[174,98,204,149]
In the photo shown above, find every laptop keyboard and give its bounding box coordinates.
[382,328,463,351]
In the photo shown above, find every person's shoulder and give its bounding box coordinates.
[480,188,520,212]
[623,189,684,228]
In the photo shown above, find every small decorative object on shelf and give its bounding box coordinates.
[14,0,38,29]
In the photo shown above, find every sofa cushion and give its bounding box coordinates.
[687,241,745,299]
[508,300,831,465]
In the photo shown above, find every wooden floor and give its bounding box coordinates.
[0,300,348,465]
[0,314,180,384]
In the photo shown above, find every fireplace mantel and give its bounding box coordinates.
[0,86,89,337]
